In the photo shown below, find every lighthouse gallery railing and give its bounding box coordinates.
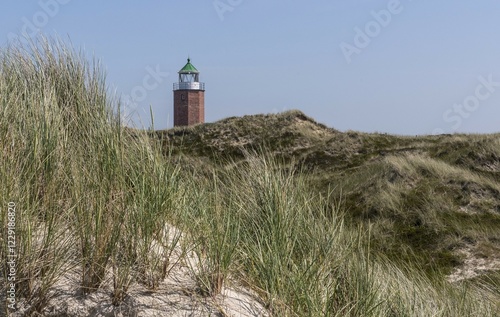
[173,82,205,90]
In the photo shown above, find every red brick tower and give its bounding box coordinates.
[173,58,205,126]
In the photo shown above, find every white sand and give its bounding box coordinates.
[7,223,268,317]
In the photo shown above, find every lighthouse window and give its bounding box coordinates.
[181,94,185,101]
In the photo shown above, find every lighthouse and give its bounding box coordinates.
[173,58,205,126]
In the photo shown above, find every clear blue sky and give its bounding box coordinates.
[2,1,500,135]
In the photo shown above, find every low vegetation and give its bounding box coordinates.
[1,38,499,315]
[160,110,500,281]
